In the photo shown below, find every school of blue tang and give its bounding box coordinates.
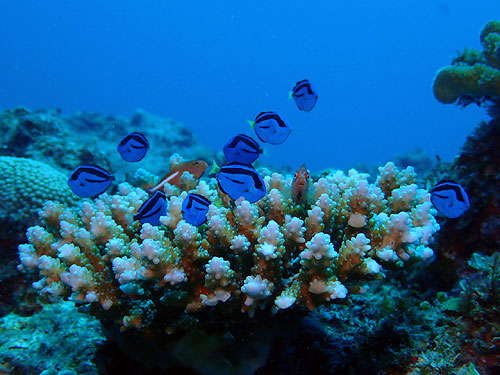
[65,79,470,226]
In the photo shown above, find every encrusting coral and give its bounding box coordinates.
[17,155,439,369]
[432,20,500,105]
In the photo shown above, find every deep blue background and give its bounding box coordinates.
[0,1,496,171]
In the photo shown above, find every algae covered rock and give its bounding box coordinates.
[480,20,500,69]
[0,107,111,173]
[432,20,500,105]
[435,116,500,256]
[0,106,215,178]
[0,301,104,374]
[65,108,215,176]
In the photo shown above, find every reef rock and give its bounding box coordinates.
[432,20,500,106]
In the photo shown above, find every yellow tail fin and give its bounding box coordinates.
[209,161,220,175]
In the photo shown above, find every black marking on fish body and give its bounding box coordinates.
[241,148,256,154]
[294,79,309,88]
[255,113,278,122]
[255,133,265,143]
[134,192,165,220]
[293,80,314,95]
[434,179,457,186]
[225,162,254,167]
[255,113,287,128]
[184,193,210,212]
[229,177,245,184]
[84,177,109,183]
[136,205,162,220]
[216,176,229,196]
[432,193,448,199]
[189,194,210,207]
[217,184,228,196]
[220,165,264,190]
[227,134,260,152]
[255,111,274,119]
[70,166,113,180]
[431,180,461,192]
[431,182,466,203]
[120,132,149,148]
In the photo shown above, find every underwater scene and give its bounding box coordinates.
[1,1,500,374]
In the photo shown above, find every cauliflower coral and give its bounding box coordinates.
[18,157,438,342]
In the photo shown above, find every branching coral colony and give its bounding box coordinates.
[18,155,438,339]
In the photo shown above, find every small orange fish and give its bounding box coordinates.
[292,164,310,204]
[148,160,208,193]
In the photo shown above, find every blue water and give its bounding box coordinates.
[0,1,496,172]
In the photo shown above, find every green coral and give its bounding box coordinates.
[432,20,500,105]
[433,64,500,104]
[480,20,500,69]
[0,156,77,225]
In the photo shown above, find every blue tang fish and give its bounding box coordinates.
[117,132,149,162]
[134,191,167,226]
[182,193,211,226]
[430,180,470,219]
[68,165,114,198]
[216,162,266,203]
[250,112,291,145]
[223,134,262,164]
[291,79,318,112]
